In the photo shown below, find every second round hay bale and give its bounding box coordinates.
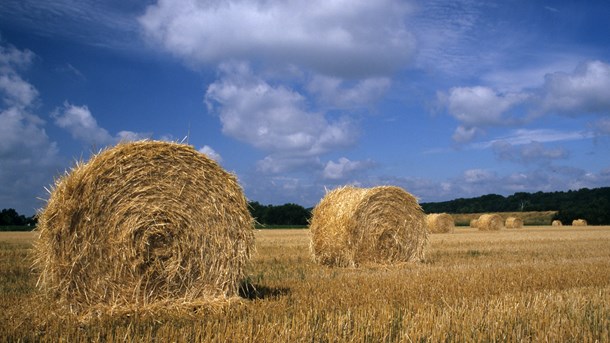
[309,186,428,267]
[505,217,523,229]
[470,219,479,228]
[426,213,455,233]
[34,141,255,316]
[572,219,588,226]
[551,220,563,226]
[477,214,503,231]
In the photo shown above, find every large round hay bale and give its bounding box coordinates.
[505,217,523,229]
[477,214,503,231]
[34,141,254,316]
[426,213,455,233]
[551,220,563,226]
[469,219,479,228]
[572,219,587,226]
[309,186,428,267]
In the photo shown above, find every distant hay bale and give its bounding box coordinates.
[551,220,563,226]
[470,219,479,228]
[309,186,428,267]
[34,141,254,316]
[572,219,588,226]
[426,213,455,233]
[477,214,503,231]
[505,217,523,229]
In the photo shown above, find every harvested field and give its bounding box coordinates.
[2,226,610,341]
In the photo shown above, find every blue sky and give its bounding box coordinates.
[1,0,610,215]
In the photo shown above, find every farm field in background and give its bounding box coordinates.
[1,226,610,341]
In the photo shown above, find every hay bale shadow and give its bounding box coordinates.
[239,281,290,300]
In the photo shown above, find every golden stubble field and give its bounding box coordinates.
[1,226,609,342]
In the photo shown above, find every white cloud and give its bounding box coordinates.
[53,103,114,145]
[322,157,373,180]
[139,0,414,77]
[256,155,322,174]
[441,61,610,144]
[205,62,358,169]
[53,102,149,146]
[540,60,610,114]
[0,73,39,107]
[198,145,222,163]
[473,128,592,149]
[462,168,496,184]
[444,86,528,127]
[0,43,63,214]
[307,75,391,109]
[452,125,482,143]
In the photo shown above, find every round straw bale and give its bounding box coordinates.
[572,219,587,226]
[34,141,254,315]
[470,219,479,228]
[505,217,523,229]
[477,214,503,231]
[426,213,455,233]
[551,220,563,226]
[309,186,428,267]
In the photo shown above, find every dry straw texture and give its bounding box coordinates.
[426,213,455,233]
[505,217,523,229]
[309,186,428,267]
[470,219,479,228]
[476,214,504,231]
[572,219,588,226]
[552,220,563,226]
[34,141,254,317]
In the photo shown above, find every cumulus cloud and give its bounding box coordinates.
[540,60,610,114]
[452,125,482,143]
[53,102,149,146]
[307,75,391,109]
[205,62,358,172]
[53,103,114,145]
[441,60,610,144]
[322,157,374,180]
[443,86,528,127]
[139,0,414,78]
[198,145,222,163]
[0,43,62,214]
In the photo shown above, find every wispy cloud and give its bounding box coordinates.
[0,0,144,50]
[471,128,593,150]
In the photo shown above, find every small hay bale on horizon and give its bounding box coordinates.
[470,219,479,228]
[309,186,428,267]
[477,214,504,231]
[572,219,588,226]
[505,217,523,229]
[552,220,563,226]
[426,213,455,233]
[34,140,255,317]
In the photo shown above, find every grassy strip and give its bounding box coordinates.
[0,226,35,232]
[254,224,308,229]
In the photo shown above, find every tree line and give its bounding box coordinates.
[421,187,610,225]
[248,202,311,227]
[2,186,609,228]
[0,208,37,227]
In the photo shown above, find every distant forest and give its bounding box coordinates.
[421,187,610,225]
[2,187,609,228]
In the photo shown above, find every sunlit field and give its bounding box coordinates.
[2,226,609,341]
